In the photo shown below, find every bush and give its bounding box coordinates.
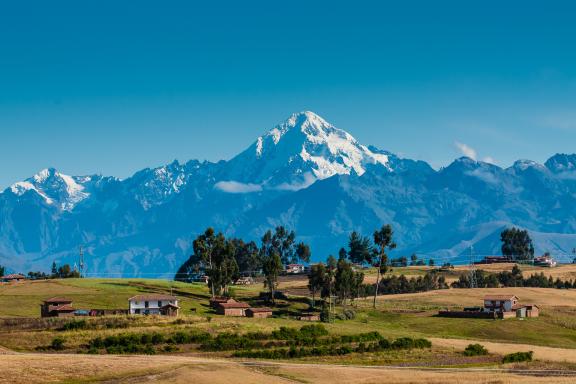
[343,309,356,320]
[60,319,88,331]
[320,305,332,323]
[51,337,65,351]
[391,337,431,349]
[502,351,533,364]
[463,343,488,356]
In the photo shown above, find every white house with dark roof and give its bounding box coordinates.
[483,295,519,313]
[128,294,179,316]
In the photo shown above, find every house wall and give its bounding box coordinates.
[129,300,178,315]
[483,299,515,313]
[248,311,272,318]
[218,308,246,316]
[499,311,516,319]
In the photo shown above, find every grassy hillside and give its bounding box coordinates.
[1,275,576,352]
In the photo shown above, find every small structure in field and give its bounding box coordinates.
[246,307,273,318]
[40,297,76,318]
[1,274,26,283]
[533,254,557,267]
[474,256,513,264]
[483,295,519,313]
[209,296,236,309]
[216,301,250,316]
[89,309,129,316]
[299,313,321,321]
[128,294,179,316]
[285,264,305,274]
[235,276,254,285]
[439,295,539,319]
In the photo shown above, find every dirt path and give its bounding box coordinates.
[1,353,576,384]
[431,337,576,363]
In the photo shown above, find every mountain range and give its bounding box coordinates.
[2,111,576,277]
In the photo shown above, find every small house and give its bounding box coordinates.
[216,301,250,316]
[286,264,305,274]
[299,313,321,321]
[246,307,273,318]
[1,274,26,283]
[40,297,76,318]
[209,296,236,309]
[128,294,179,316]
[524,304,540,318]
[483,295,519,313]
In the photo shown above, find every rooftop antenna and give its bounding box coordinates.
[469,245,477,289]
[79,245,85,278]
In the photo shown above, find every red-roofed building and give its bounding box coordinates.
[1,274,26,282]
[216,301,250,316]
[246,307,273,318]
[40,297,76,317]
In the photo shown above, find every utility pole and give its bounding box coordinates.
[79,245,85,278]
[469,245,477,289]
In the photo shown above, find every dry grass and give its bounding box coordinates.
[375,287,576,309]
[0,353,574,384]
[430,338,576,364]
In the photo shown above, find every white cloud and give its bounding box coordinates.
[482,156,497,165]
[465,169,498,184]
[275,172,317,191]
[214,181,262,193]
[454,142,477,160]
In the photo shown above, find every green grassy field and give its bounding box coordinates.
[1,277,576,353]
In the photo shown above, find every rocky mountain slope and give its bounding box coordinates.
[1,112,575,277]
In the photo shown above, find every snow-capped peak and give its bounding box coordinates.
[8,168,91,211]
[219,111,392,192]
[511,159,545,172]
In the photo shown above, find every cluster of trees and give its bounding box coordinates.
[307,251,366,309]
[0,263,78,280]
[452,265,576,289]
[389,254,433,267]
[175,226,310,301]
[308,225,396,309]
[377,272,449,294]
[51,262,80,278]
[501,227,535,261]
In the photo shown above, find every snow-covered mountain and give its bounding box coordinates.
[218,111,392,191]
[9,168,99,211]
[1,111,576,277]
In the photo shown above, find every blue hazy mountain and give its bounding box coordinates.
[1,112,576,277]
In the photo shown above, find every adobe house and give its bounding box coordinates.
[246,307,273,318]
[439,295,539,319]
[482,295,539,318]
[483,295,519,313]
[216,301,250,316]
[299,313,321,321]
[40,297,76,318]
[128,294,179,316]
[209,296,236,309]
[1,274,26,283]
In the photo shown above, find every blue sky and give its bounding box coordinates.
[1,1,575,188]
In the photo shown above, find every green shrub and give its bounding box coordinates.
[343,309,356,320]
[502,351,533,364]
[60,320,88,331]
[391,337,431,349]
[335,313,347,320]
[51,337,65,351]
[463,343,488,356]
